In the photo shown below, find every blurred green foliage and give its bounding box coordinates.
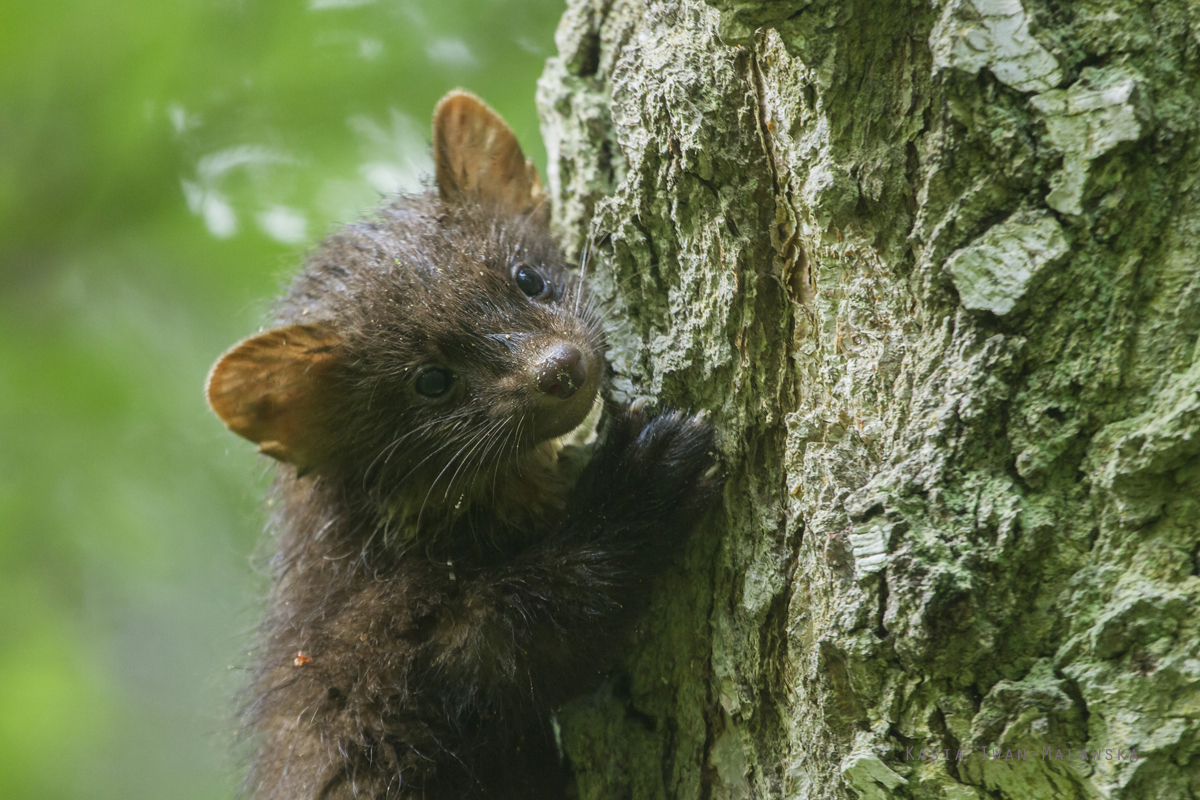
[0,1,561,796]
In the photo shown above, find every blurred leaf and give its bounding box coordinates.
[0,0,561,796]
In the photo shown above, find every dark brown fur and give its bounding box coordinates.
[211,95,719,800]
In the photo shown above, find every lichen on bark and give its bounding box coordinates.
[537,0,1200,798]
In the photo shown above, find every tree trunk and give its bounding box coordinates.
[536,0,1200,798]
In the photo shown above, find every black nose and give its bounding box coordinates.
[534,344,587,400]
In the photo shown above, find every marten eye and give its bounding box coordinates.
[514,266,548,298]
[415,367,454,398]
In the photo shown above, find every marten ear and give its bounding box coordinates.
[206,323,344,474]
[433,89,549,225]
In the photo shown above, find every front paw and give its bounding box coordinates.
[602,406,722,515]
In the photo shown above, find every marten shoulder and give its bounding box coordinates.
[206,90,719,800]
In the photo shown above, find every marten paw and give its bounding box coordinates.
[602,405,722,516]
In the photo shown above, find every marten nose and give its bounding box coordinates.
[534,344,587,400]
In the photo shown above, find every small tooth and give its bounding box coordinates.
[703,464,721,480]
[630,397,649,413]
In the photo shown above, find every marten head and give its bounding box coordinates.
[206,91,603,522]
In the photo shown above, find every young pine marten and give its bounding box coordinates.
[206,90,719,799]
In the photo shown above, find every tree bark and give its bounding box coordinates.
[536,0,1200,798]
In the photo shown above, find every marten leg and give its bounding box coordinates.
[428,409,720,709]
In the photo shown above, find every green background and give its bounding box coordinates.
[0,1,562,796]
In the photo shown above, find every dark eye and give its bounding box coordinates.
[514,266,548,298]
[415,367,454,398]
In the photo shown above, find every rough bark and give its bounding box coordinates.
[535,0,1200,798]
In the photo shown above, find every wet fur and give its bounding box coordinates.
[239,192,719,798]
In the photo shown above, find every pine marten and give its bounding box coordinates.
[206,90,719,799]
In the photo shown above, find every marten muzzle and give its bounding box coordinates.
[516,337,599,443]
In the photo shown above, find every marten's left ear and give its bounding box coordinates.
[206,323,345,475]
[433,89,549,225]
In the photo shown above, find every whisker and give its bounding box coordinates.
[511,416,529,480]
[575,234,591,316]
[393,432,470,508]
[442,418,503,502]
[415,417,500,528]
[490,420,519,503]
[474,417,518,505]
[362,409,478,489]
